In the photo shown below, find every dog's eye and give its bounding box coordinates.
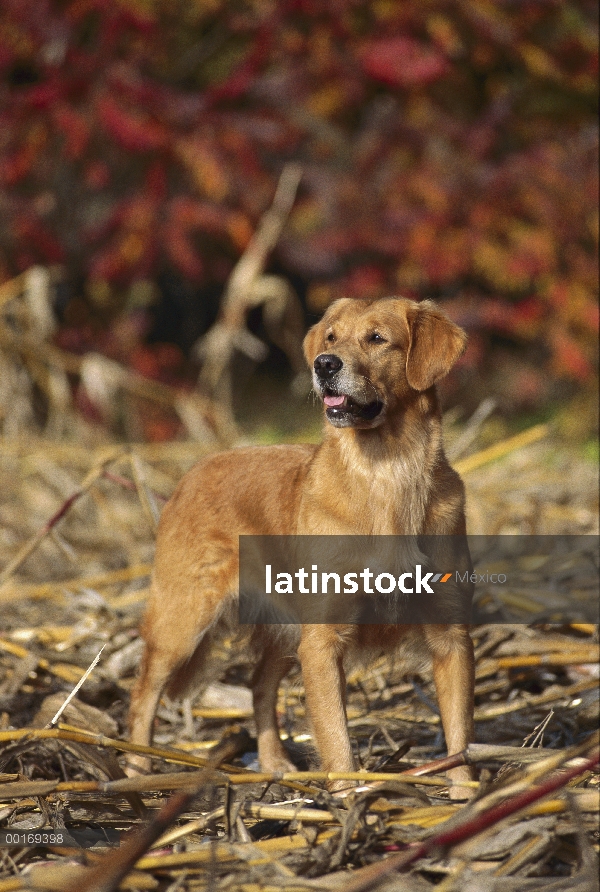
[326,332,336,343]
[369,332,386,344]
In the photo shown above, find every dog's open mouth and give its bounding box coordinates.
[322,390,383,425]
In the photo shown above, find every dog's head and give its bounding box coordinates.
[303,297,467,429]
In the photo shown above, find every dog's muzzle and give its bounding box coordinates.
[313,354,384,427]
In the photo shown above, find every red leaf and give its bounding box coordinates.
[360,37,449,88]
[0,41,17,73]
[169,196,221,230]
[84,160,111,190]
[154,342,183,371]
[511,297,545,329]
[585,303,599,333]
[89,247,128,282]
[15,215,65,263]
[206,24,273,103]
[2,148,35,186]
[97,95,169,153]
[22,81,64,110]
[167,197,252,249]
[550,330,592,380]
[143,417,181,442]
[131,346,161,379]
[145,161,167,200]
[53,104,90,160]
[164,227,204,281]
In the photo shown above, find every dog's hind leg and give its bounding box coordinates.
[250,632,296,772]
[127,580,226,774]
[127,640,177,774]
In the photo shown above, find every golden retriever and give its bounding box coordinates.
[128,296,475,796]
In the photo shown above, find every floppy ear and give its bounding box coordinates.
[405,301,467,391]
[303,323,322,367]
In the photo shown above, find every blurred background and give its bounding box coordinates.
[0,0,598,448]
[0,8,598,844]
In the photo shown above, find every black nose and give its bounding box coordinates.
[314,354,343,378]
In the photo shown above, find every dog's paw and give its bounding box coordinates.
[447,765,476,801]
[328,778,360,797]
[259,755,297,774]
[448,784,474,801]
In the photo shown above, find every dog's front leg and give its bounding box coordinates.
[251,647,296,773]
[298,625,354,783]
[426,624,475,800]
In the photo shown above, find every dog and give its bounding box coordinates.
[128,296,475,797]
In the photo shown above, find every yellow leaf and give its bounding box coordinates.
[519,43,560,79]
[306,83,346,118]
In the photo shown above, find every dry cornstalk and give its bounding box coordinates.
[473,676,598,720]
[0,324,236,444]
[337,747,600,892]
[0,435,211,465]
[454,423,548,474]
[0,563,152,603]
[196,164,305,418]
[129,454,160,531]
[476,648,600,676]
[57,728,281,892]
[0,447,127,586]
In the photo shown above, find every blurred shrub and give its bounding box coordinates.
[0,0,597,409]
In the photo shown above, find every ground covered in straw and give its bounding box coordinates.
[0,428,598,892]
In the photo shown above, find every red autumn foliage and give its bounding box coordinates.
[359,37,450,87]
[0,0,597,411]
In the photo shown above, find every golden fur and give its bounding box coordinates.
[128,296,475,796]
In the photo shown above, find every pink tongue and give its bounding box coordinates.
[324,394,346,407]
